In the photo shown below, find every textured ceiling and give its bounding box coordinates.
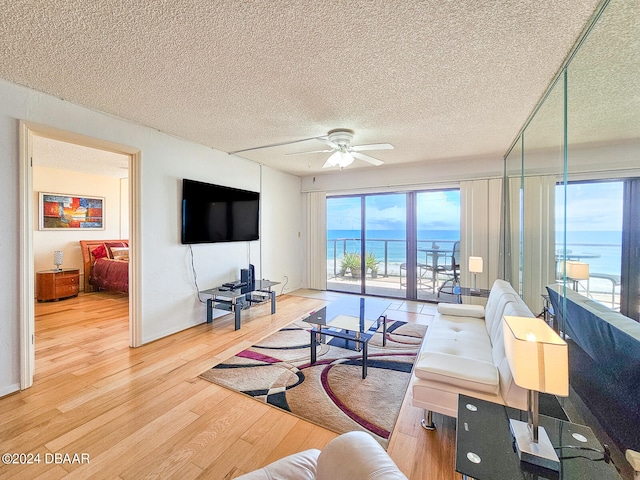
[0,0,603,176]
[32,136,130,178]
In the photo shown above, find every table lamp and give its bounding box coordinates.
[468,256,483,292]
[53,250,63,271]
[565,260,589,292]
[503,316,568,472]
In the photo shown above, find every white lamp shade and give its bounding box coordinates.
[468,256,483,274]
[53,250,63,266]
[565,260,589,280]
[503,316,568,396]
[326,150,355,168]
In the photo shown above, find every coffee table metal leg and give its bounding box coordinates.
[380,315,387,346]
[362,341,368,379]
[234,299,241,330]
[206,298,213,324]
[270,290,276,314]
[310,329,317,364]
[314,324,325,345]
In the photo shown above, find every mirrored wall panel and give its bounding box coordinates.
[505,0,640,320]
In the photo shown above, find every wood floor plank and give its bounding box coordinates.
[236,409,300,472]
[259,420,325,465]
[0,291,461,479]
[193,438,253,480]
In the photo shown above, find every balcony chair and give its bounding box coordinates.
[399,262,429,288]
[437,241,460,297]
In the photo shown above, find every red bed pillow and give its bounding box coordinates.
[91,244,109,260]
[105,241,129,259]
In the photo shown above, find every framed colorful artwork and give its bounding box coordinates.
[39,192,105,230]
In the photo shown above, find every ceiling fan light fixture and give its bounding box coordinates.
[327,150,354,168]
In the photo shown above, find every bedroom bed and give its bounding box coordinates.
[79,239,129,294]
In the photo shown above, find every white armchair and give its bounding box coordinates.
[235,431,407,480]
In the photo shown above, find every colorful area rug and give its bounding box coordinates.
[199,319,427,447]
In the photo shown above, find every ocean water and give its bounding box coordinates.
[328,230,622,276]
[557,230,621,276]
[328,230,459,276]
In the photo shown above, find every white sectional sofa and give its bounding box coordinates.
[411,279,533,428]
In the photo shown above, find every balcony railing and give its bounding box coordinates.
[327,238,622,310]
[555,242,621,310]
[327,238,458,278]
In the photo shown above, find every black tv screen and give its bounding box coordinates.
[181,179,260,244]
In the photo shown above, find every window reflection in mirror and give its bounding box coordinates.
[556,180,623,310]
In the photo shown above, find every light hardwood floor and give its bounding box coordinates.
[0,290,461,479]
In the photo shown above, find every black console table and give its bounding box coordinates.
[456,394,621,480]
[457,287,490,304]
[200,280,279,330]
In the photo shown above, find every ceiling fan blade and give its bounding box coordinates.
[352,151,384,166]
[351,143,394,152]
[285,149,335,155]
[316,136,340,149]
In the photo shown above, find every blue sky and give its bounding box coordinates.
[327,181,624,234]
[327,191,461,231]
[557,181,623,232]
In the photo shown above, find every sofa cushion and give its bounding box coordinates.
[484,280,517,326]
[426,316,494,363]
[437,303,485,318]
[485,294,522,343]
[491,302,535,366]
[414,352,499,395]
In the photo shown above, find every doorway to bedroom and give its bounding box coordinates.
[20,123,140,390]
[32,136,130,297]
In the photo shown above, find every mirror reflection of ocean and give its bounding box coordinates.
[559,230,621,276]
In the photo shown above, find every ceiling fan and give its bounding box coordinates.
[287,128,393,169]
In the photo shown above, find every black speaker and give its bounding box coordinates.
[241,264,255,292]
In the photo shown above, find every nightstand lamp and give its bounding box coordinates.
[503,316,568,472]
[468,256,483,292]
[53,250,63,272]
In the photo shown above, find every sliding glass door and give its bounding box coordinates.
[327,196,362,294]
[364,194,406,297]
[416,191,461,301]
[326,189,460,300]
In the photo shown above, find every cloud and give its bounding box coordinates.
[417,191,460,230]
[327,190,461,231]
[556,182,623,231]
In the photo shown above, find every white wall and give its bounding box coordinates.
[33,166,123,289]
[120,177,129,238]
[0,78,305,396]
[260,166,304,292]
[0,83,21,396]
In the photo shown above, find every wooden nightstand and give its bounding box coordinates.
[36,268,80,301]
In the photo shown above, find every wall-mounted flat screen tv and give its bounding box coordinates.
[181,178,260,244]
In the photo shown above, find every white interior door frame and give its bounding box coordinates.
[19,121,142,390]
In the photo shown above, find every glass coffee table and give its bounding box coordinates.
[302,297,391,379]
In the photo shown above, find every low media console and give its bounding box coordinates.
[199,279,280,330]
